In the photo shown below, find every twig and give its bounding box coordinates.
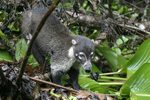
[29,76,78,93]
[108,0,113,18]
[123,24,150,35]
[16,0,61,88]
[109,21,149,39]
[0,60,18,65]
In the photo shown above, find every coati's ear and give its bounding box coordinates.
[72,39,77,45]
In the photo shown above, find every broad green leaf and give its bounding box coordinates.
[79,63,102,75]
[101,40,109,48]
[117,55,128,68]
[15,39,28,62]
[120,63,150,99]
[119,39,150,77]
[91,63,102,73]
[0,49,13,61]
[97,46,117,72]
[15,38,39,68]
[78,75,107,93]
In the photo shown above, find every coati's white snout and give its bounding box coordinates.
[83,61,92,73]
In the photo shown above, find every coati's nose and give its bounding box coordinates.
[83,61,92,73]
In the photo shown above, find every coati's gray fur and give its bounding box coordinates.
[21,8,95,90]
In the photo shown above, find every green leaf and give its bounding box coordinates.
[118,6,129,14]
[117,55,128,68]
[15,39,28,62]
[88,30,100,39]
[116,36,129,46]
[7,22,19,31]
[78,75,107,93]
[101,40,109,48]
[118,6,124,14]
[120,63,150,99]
[82,0,88,8]
[0,30,14,51]
[28,55,39,68]
[91,63,102,73]
[97,46,117,72]
[112,47,121,55]
[119,39,150,77]
[15,38,38,68]
[0,49,13,61]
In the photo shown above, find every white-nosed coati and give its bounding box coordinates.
[21,8,95,90]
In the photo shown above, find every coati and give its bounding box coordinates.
[21,8,95,90]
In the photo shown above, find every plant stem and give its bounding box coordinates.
[101,76,127,80]
[100,72,124,76]
[99,82,124,85]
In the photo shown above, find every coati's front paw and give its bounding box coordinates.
[73,84,82,90]
[75,86,82,90]
[90,72,100,81]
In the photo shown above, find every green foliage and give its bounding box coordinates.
[71,26,79,35]
[120,63,150,99]
[68,94,77,100]
[112,36,129,55]
[120,39,150,77]
[64,3,73,7]
[78,75,108,93]
[0,10,6,20]
[82,0,88,8]
[0,30,14,51]
[1,0,150,99]
[15,39,38,68]
[118,6,129,14]
[7,22,19,32]
[88,30,101,39]
[97,46,118,72]
[116,36,129,46]
[0,49,13,61]
[15,39,27,62]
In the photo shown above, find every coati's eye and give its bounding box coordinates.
[78,52,85,60]
[91,52,94,59]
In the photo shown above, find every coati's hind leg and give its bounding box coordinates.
[67,68,82,90]
[51,70,63,92]
[51,70,62,85]
[32,44,45,65]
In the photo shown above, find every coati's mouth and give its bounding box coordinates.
[85,69,91,73]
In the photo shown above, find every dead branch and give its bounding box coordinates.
[66,11,105,29]
[29,76,78,93]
